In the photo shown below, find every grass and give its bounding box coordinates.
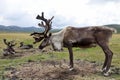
[0,33,120,80]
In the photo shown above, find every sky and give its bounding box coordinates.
[0,0,120,28]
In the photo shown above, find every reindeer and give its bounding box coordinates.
[3,39,17,56]
[31,12,117,76]
[19,42,33,49]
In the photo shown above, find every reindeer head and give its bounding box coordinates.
[31,12,54,49]
[30,32,44,44]
[3,39,17,49]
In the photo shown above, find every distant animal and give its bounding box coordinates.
[19,42,33,49]
[3,39,16,56]
[31,12,117,76]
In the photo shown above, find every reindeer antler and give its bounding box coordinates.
[30,12,54,44]
[36,12,54,35]
[3,39,17,47]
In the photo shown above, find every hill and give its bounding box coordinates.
[0,25,61,33]
[0,24,120,33]
[0,25,42,32]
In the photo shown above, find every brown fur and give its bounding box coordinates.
[63,26,114,48]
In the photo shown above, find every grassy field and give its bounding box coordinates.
[0,33,120,80]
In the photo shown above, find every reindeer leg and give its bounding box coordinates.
[103,47,113,76]
[68,47,74,71]
[97,41,113,76]
[97,41,108,71]
[102,51,108,72]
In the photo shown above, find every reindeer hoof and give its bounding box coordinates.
[102,69,111,76]
[103,71,111,77]
[103,72,110,77]
[69,67,74,71]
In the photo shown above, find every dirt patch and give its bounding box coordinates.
[4,59,100,80]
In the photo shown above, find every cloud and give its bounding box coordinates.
[0,0,120,28]
[88,0,120,4]
[52,15,78,28]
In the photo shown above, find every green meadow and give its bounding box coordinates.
[0,33,120,80]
